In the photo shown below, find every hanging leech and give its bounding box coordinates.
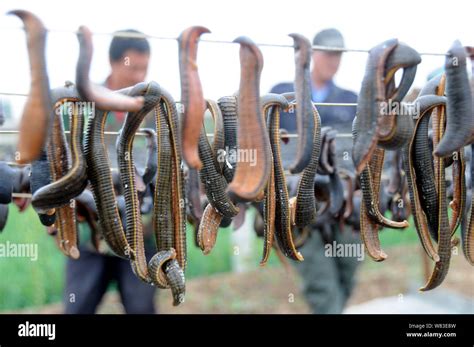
[9,10,53,164]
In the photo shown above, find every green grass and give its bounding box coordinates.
[186,225,233,278]
[0,205,65,311]
[185,208,282,278]
[379,216,420,247]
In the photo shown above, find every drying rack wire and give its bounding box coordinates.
[0,94,356,138]
[0,91,357,107]
[0,129,353,138]
[0,26,452,56]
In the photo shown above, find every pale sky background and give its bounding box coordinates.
[0,0,472,125]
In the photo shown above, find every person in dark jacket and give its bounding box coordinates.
[64,30,157,314]
[270,28,361,313]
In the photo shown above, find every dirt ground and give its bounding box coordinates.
[9,244,474,314]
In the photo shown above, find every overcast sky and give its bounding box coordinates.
[0,0,472,122]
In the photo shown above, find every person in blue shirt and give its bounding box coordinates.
[270,28,361,313]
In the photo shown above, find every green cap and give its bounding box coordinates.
[313,28,345,49]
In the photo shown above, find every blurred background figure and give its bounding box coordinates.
[270,28,361,314]
[64,30,157,314]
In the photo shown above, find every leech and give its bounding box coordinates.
[288,33,315,174]
[43,90,82,259]
[197,204,222,255]
[76,26,144,112]
[352,39,398,174]
[32,85,88,213]
[420,79,452,291]
[9,10,53,164]
[228,36,271,201]
[434,41,473,157]
[178,26,210,169]
[266,96,303,261]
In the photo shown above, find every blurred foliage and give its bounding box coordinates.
[379,216,420,246]
[0,205,65,310]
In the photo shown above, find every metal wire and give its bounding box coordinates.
[0,92,30,97]
[0,26,451,56]
[0,92,358,109]
[5,161,119,172]
[0,129,354,138]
